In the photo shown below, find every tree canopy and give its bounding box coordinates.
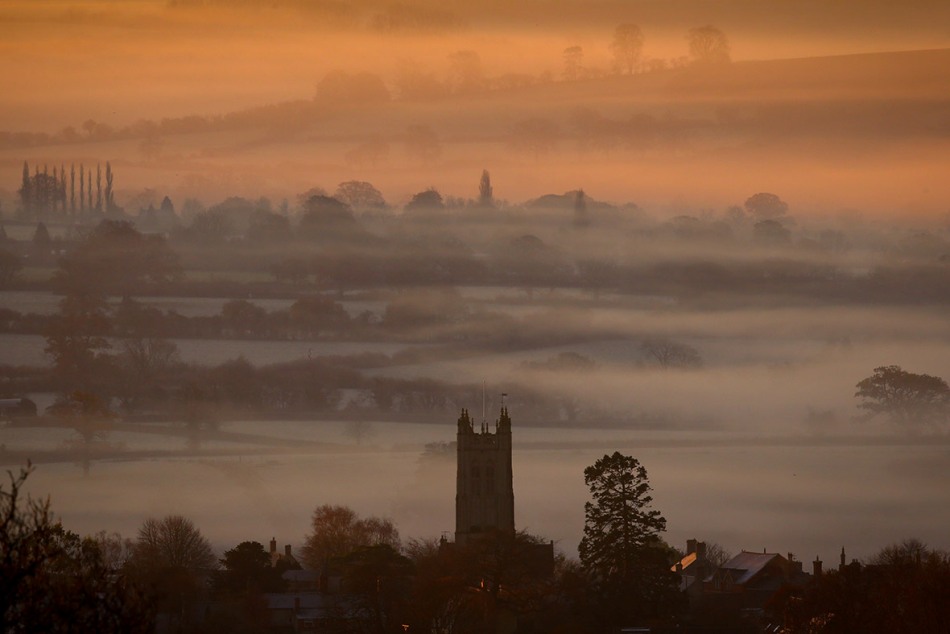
[1,465,152,633]
[610,24,645,75]
[300,504,400,569]
[55,220,181,295]
[132,514,216,572]
[855,365,950,428]
[578,452,678,626]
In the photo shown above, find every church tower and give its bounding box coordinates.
[455,406,515,545]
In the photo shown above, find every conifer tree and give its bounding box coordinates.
[19,161,31,215]
[60,164,67,213]
[87,171,93,211]
[104,162,114,213]
[95,163,102,213]
[70,164,76,215]
[478,169,494,207]
[41,165,49,214]
[79,164,85,213]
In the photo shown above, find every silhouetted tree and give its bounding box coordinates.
[610,24,645,75]
[855,365,950,428]
[404,188,445,213]
[335,180,387,210]
[1,464,152,633]
[32,222,51,250]
[215,541,285,596]
[104,162,114,213]
[744,192,789,220]
[95,163,102,213]
[640,337,703,369]
[301,505,400,569]
[18,161,31,215]
[298,194,364,242]
[563,45,584,81]
[447,49,485,94]
[59,164,67,213]
[129,515,214,628]
[132,514,215,572]
[55,220,181,295]
[579,452,678,627]
[573,189,589,227]
[246,208,291,242]
[0,249,21,286]
[478,169,494,207]
[341,544,414,633]
[79,164,85,213]
[688,25,731,64]
[69,163,76,215]
[753,218,792,246]
[780,538,950,633]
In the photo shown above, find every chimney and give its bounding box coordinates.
[687,539,697,555]
[270,537,277,555]
[696,541,707,561]
[285,544,292,559]
[813,558,823,577]
[840,547,846,571]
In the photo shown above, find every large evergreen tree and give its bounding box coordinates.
[578,452,679,626]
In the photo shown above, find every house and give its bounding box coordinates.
[700,550,812,616]
[263,592,358,633]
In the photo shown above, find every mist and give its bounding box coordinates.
[2,1,950,629]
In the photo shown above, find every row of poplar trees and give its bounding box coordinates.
[18,161,116,219]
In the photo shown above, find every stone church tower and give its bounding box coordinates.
[455,406,515,545]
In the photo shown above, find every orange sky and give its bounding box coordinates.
[1,0,948,218]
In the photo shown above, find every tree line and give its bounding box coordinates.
[17,160,118,220]
[6,449,949,633]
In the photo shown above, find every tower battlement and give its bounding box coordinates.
[455,406,515,544]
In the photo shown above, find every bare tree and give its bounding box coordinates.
[640,337,703,369]
[688,25,731,64]
[133,515,215,571]
[301,505,400,569]
[610,24,644,75]
[1,464,152,632]
[447,50,485,94]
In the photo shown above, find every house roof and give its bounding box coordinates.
[709,551,783,585]
[672,551,698,572]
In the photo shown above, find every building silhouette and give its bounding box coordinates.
[455,406,515,545]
